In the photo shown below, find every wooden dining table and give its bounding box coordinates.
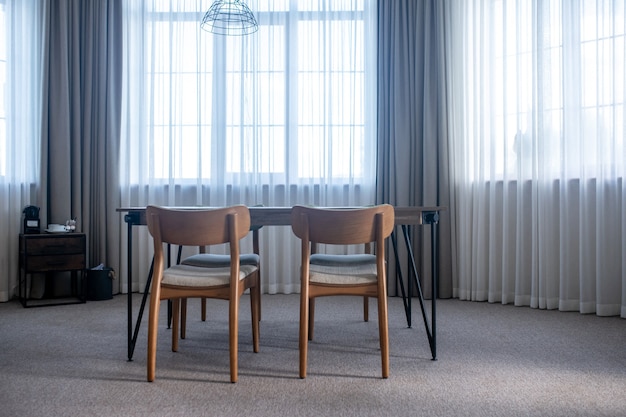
[117,205,444,362]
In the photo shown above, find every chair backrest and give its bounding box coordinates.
[291,205,395,246]
[146,205,251,247]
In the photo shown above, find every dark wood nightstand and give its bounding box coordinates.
[19,233,86,307]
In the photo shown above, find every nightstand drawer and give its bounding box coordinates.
[23,236,84,255]
[19,233,87,307]
[24,254,85,272]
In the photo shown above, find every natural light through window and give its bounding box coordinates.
[137,0,372,184]
[481,0,625,180]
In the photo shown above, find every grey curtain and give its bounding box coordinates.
[377,0,453,298]
[40,0,122,287]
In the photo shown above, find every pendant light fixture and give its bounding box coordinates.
[200,0,258,36]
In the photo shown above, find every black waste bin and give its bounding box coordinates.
[86,268,114,301]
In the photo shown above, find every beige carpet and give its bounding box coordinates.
[0,294,624,417]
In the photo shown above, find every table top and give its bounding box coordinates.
[117,206,445,226]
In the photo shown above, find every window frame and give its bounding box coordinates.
[139,4,373,186]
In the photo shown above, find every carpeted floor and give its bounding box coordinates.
[0,294,624,417]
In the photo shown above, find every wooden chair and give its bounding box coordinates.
[145,205,260,383]
[290,204,395,379]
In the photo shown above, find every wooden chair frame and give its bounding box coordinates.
[146,205,260,383]
[291,204,395,379]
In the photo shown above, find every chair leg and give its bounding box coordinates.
[201,297,206,321]
[258,271,262,322]
[172,298,180,352]
[308,297,315,341]
[363,296,369,322]
[253,230,261,322]
[180,298,187,339]
[299,288,309,379]
[377,294,389,379]
[147,291,161,382]
[229,294,240,383]
[250,282,260,353]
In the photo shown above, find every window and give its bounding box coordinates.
[476,0,625,180]
[124,0,376,187]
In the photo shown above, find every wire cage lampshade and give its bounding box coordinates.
[200,0,258,36]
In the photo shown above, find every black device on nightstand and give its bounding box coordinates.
[23,205,40,234]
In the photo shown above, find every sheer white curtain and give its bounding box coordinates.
[120,0,378,294]
[0,0,44,302]
[444,0,626,317]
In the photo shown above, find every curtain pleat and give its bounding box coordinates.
[41,0,123,290]
[444,0,626,317]
[0,0,45,301]
[377,0,454,299]
[80,1,123,285]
